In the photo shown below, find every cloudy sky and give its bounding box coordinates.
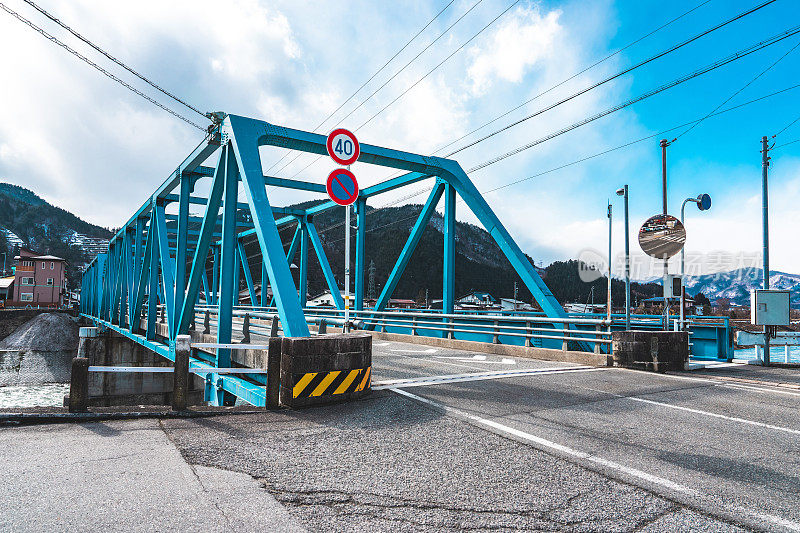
[1,0,799,277]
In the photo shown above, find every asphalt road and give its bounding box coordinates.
[3,338,799,532]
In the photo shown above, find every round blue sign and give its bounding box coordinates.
[326,168,359,206]
[698,193,711,211]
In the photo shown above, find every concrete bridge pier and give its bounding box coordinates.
[65,326,204,408]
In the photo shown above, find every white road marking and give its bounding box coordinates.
[621,395,800,436]
[392,387,695,494]
[392,387,800,532]
[374,342,391,347]
[389,348,438,354]
[433,355,516,365]
[373,366,602,390]
[619,367,800,398]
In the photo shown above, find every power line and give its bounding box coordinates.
[320,81,800,241]
[775,138,800,149]
[364,0,717,204]
[311,0,458,133]
[270,0,486,176]
[356,0,521,130]
[278,0,517,179]
[673,37,800,141]
[264,0,458,174]
[431,0,712,156]
[446,0,778,158]
[0,2,207,132]
[22,0,209,121]
[774,113,800,137]
[466,23,800,173]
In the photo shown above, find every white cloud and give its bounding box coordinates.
[466,6,562,95]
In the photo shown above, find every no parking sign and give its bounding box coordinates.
[326,168,359,206]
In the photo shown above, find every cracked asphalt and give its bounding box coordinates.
[2,339,798,532]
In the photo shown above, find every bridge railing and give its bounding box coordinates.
[186,305,613,354]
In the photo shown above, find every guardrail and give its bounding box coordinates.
[184,305,613,354]
[137,304,730,360]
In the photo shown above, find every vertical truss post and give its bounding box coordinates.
[130,217,144,327]
[374,182,445,313]
[260,256,268,307]
[355,197,366,311]
[174,174,192,327]
[232,243,241,308]
[202,271,210,306]
[443,183,456,318]
[211,244,219,305]
[217,146,236,354]
[146,212,159,340]
[154,201,176,338]
[178,154,225,334]
[307,221,344,309]
[269,224,301,308]
[443,183,456,339]
[132,219,153,334]
[238,240,257,306]
[214,145,238,405]
[299,217,309,308]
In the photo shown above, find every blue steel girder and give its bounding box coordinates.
[373,182,445,314]
[307,221,344,310]
[177,152,225,335]
[226,114,309,337]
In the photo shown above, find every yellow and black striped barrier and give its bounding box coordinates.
[280,333,372,408]
[292,366,371,399]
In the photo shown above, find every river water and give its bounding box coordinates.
[0,383,70,409]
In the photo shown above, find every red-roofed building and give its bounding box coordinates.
[10,248,67,307]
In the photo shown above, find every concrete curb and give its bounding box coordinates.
[367,331,612,366]
[0,409,266,427]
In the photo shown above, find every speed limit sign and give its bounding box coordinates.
[326,128,360,166]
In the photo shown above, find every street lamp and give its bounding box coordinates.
[615,186,630,330]
[680,193,711,329]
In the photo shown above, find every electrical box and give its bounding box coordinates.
[663,275,682,299]
[750,289,790,326]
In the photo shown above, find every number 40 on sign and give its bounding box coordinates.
[326,128,360,166]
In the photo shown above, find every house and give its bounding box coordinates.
[500,298,533,312]
[388,299,416,309]
[456,291,498,310]
[0,276,14,303]
[11,249,67,307]
[307,290,343,308]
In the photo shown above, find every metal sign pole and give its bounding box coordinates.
[344,195,351,333]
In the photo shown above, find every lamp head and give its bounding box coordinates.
[615,187,625,196]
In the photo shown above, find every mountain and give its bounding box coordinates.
[240,200,663,305]
[0,183,112,286]
[684,269,800,307]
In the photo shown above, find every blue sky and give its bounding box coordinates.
[0,0,798,275]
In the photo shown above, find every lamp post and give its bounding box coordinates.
[680,193,711,330]
[607,202,612,323]
[616,186,630,330]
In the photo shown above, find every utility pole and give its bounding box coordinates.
[513,281,518,314]
[607,202,612,322]
[761,135,771,365]
[661,139,670,330]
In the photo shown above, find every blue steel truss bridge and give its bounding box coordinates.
[79,113,731,406]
